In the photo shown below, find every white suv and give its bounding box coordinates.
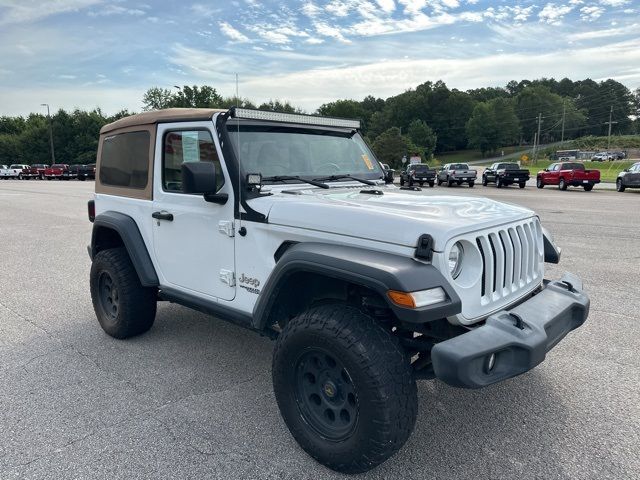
[87,108,590,474]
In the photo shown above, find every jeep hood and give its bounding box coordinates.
[248,186,535,251]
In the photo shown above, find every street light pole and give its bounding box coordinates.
[41,103,55,164]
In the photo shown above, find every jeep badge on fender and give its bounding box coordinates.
[87,108,590,474]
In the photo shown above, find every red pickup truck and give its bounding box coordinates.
[536,162,600,191]
[44,164,72,180]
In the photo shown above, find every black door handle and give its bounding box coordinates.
[152,211,173,221]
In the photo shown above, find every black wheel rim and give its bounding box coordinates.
[294,348,358,441]
[98,271,119,321]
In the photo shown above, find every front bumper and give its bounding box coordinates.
[431,272,589,389]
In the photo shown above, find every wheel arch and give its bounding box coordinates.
[90,211,159,287]
[252,242,461,331]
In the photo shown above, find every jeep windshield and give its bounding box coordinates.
[227,125,384,185]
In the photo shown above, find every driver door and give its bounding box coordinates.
[152,122,236,301]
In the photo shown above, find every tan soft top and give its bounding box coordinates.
[100,108,228,134]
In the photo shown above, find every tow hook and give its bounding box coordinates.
[509,312,525,330]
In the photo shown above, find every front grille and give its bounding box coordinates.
[475,219,542,304]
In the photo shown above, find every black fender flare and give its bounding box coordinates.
[252,242,461,329]
[90,211,159,287]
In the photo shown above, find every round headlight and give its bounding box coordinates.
[448,242,464,279]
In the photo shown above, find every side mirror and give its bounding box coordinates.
[182,162,216,194]
[182,162,228,204]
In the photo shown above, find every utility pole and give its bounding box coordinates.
[41,104,55,165]
[533,132,538,163]
[561,101,566,143]
[605,105,618,150]
[534,113,542,162]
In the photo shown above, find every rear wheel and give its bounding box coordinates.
[583,184,593,191]
[468,181,474,188]
[90,247,157,339]
[559,178,567,191]
[428,181,434,188]
[616,178,625,192]
[519,182,526,189]
[272,304,417,474]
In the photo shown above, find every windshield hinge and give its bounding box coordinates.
[218,220,235,237]
[219,269,236,287]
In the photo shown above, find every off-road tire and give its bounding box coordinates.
[272,304,417,474]
[583,184,593,191]
[616,179,625,192]
[519,182,526,189]
[90,247,156,339]
[559,178,567,191]
[536,177,544,189]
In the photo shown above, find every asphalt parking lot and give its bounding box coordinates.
[1,180,638,480]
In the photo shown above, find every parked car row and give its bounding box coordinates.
[395,160,640,193]
[0,163,95,180]
[592,151,626,161]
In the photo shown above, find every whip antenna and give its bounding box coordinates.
[236,73,242,231]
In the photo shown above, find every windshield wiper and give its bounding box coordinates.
[312,174,377,186]
[262,175,329,189]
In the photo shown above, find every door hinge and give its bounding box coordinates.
[219,269,236,287]
[218,220,235,237]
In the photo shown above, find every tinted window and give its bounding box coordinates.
[100,131,150,189]
[163,130,224,193]
[450,164,469,170]
[562,163,584,170]
[412,165,430,172]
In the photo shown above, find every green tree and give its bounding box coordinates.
[171,85,223,108]
[371,127,414,169]
[466,103,499,156]
[142,87,174,111]
[257,99,302,113]
[407,119,437,158]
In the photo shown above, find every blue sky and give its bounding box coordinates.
[0,0,639,116]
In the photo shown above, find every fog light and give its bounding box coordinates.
[486,353,496,372]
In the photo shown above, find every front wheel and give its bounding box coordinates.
[400,177,404,186]
[482,175,487,186]
[90,247,157,339]
[496,177,502,188]
[559,178,567,191]
[616,179,625,192]
[272,304,417,474]
[447,178,454,187]
[537,177,544,189]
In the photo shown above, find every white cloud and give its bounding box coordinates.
[88,5,145,17]
[302,1,322,17]
[0,0,102,25]
[219,21,251,43]
[376,0,396,13]
[580,5,605,20]
[570,24,637,39]
[599,0,630,6]
[538,3,575,24]
[314,21,352,43]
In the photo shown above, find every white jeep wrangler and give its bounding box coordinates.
[87,108,590,474]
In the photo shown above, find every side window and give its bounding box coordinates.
[553,164,560,171]
[100,131,150,189]
[163,130,224,193]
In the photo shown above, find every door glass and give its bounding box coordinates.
[163,130,225,193]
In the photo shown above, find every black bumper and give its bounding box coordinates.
[431,272,589,389]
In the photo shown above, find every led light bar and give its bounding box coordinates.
[231,107,360,129]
